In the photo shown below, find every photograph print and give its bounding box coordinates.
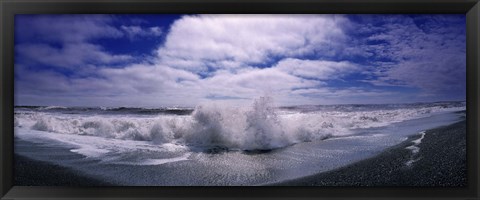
[14,14,466,186]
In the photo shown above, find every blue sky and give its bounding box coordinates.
[14,14,466,107]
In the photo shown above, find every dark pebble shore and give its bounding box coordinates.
[14,154,113,186]
[271,119,467,186]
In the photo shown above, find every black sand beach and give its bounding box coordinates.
[272,119,467,186]
[14,154,113,186]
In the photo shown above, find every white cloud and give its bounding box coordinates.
[274,58,359,79]
[15,15,143,70]
[355,15,466,97]
[121,25,162,40]
[12,15,390,106]
[15,62,205,106]
[16,43,133,68]
[201,67,322,99]
[157,14,347,72]
[14,15,466,107]
[15,65,72,95]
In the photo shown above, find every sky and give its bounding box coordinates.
[14,14,466,107]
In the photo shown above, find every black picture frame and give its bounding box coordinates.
[1,0,479,199]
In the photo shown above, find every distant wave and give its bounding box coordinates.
[280,101,466,113]
[14,97,465,151]
[15,106,194,115]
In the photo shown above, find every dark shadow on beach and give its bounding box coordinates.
[14,154,115,186]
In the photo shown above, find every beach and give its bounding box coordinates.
[13,104,466,186]
[14,119,466,186]
[14,154,112,186]
[272,119,467,186]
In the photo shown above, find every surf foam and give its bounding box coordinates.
[14,97,465,151]
[405,131,426,166]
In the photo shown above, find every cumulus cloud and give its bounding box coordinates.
[14,14,466,107]
[157,14,348,73]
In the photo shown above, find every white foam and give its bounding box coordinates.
[405,131,426,166]
[70,148,110,158]
[14,97,465,151]
[40,106,68,110]
[15,127,190,163]
[115,153,192,166]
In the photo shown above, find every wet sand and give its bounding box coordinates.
[271,120,467,186]
[14,119,466,186]
[14,154,113,186]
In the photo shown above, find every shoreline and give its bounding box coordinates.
[269,119,467,186]
[14,119,466,186]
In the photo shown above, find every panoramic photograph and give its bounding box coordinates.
[14,14,466,186]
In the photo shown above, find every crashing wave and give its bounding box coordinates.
[14,97,465,151]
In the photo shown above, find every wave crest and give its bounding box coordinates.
[15,97,465,151]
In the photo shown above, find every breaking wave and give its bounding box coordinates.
[14,97,465,151]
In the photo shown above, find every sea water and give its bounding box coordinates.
[14,98,465,185]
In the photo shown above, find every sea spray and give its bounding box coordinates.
[184,103,243,149]
[244,96,290,150]
[15,98,466,151]
[182,96,290,150]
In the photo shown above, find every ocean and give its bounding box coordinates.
[14,98,466,185]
